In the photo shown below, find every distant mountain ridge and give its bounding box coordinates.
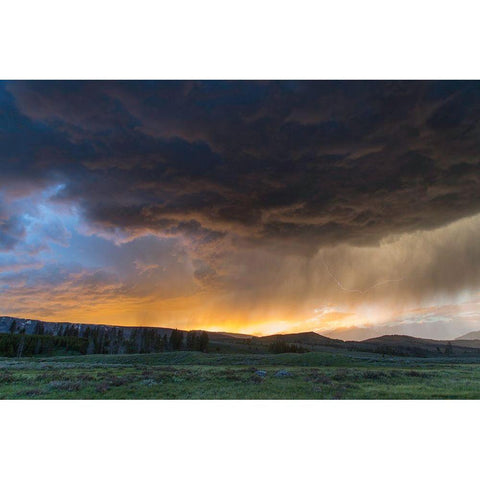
[0,316,253,340]
[261,331,344,347]
[456,331,480,341]
[3,316,480,358]
[0,316,174,337]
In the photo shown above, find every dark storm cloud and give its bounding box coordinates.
[0,86,89,174]
[3,80,480,255]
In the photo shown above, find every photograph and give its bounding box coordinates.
[2,79,480,400]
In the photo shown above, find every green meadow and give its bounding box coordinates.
[2,350,480,399]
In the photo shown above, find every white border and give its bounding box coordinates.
[0,400,477,480]
[2,0,480,79]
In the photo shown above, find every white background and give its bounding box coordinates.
[3,0,480,79]
[1,400,479,479]
[2,1,480,479]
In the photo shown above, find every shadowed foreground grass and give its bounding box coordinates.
[1,351,480,399]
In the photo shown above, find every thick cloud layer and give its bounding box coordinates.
[6,81,480,248]
[2,81,480,336]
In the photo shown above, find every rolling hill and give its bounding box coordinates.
[456,331,480,341]
[3,315,480,358]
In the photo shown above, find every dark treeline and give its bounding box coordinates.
[0,333,88,357]
[268,338,309,354]
[371,342,455,357]
[185,330,209,352]
[2,320,209,357]
[170,329,209,352]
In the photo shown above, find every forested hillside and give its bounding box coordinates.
[0,317,209,357]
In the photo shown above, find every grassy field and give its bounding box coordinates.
[2,350,480,399]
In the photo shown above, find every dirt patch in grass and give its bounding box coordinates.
[0,372,14,384]
[306,371,332,385]
[47,380,83,392]
[361,370,390,380]
[95,382,110,394]
[19,389,43,397]
[405,369,437,378]
[217,368,244,381]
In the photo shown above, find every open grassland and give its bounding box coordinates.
[2,351,480,399]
